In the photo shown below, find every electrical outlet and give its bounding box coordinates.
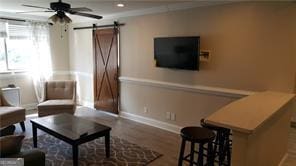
[144,107,148,113]
[171,113,176,121]
[166,112,171,120]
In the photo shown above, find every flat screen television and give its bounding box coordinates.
[154,36,200,70]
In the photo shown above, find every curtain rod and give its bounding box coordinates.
[73,22,125,30]
[0,17,49,24]
[0,17,26,22]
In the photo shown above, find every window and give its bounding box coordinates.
[0,22,33,72]
[0,38,6,71]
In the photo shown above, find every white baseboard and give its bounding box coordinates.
[120,111,182,134]
[278,153,288,166]
[78,100,94,109]
[22,103,37,110]
[79,100,182,134]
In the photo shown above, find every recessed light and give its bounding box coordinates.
[117,3,125,7]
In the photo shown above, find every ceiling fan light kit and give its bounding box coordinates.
[21,0,102,25]
[49,11,72,24]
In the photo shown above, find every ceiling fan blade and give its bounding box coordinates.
[69,7,92,12]
[22,4,51,10]
[69,12,102,20]
[16,10,54,14]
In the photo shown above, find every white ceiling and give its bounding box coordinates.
[0,0,229,22]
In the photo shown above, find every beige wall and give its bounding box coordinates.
[69,2,296,127]
[120,2,296,127]
[0,74,36,107]
[120,2,296,92]
[0,24,70,108]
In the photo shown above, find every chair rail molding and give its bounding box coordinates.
[119,76,256,99]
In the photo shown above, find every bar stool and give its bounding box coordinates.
[200,119,232,166]
[178,126,216,166]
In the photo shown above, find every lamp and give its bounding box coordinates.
[48,11,72,24]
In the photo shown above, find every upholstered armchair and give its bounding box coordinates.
[37,80,77,117]
[0,90,26,131]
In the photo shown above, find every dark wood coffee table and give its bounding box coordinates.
[30,113,112,166]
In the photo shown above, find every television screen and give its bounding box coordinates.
[154,36,200,70]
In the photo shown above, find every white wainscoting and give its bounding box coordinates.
[119,76,255,98]
[58,71,258,133]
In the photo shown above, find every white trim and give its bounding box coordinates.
[119,76,255,99]
[120,111,181,134]
[78,100,119,118]
[22,103,37,110]
[52,70,72,76]
[278,153,288,166]
[66,71,255,98]
[101,111,119,118]
[0,72,29,80]
[78,100,94,109]
[72,71,93,78]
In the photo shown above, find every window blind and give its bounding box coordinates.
[8,23,30,39]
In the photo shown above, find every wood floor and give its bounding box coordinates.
[14,107,296,165]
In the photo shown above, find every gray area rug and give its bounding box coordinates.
[22,134,162,166]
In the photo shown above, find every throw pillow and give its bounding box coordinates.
[0,135,25,157]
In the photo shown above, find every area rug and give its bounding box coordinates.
[22,134,162,166]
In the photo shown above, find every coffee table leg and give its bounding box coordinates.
[72,145,78,166]
[105,132,110,158]
[32,124,37,148]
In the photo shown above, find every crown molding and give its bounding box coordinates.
[73,1,232,24]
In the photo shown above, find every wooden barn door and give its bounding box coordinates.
[93,28,118,114]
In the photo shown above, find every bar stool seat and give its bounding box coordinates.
[178,126,216,166]
[181,126,215,143]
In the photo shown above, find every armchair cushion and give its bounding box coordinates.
[0,107,25,128]
[38,80,76,117]
[0,135,25,157]
[37,99,75,110]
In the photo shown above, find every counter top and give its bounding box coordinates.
[205,91,295,134]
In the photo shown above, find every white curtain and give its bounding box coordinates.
[28,22,52,102]
[0,21,7,38]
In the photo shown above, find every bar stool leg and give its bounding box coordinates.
[218,132,225,166]
[207,142,214,166]
[197,143,204,166]
[190,142,195,166]
[178,138,186,166]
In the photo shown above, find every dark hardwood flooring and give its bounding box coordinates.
[14,107,296,165]
[16,107,181,166]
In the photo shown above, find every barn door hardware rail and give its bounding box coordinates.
[73,21,124,30]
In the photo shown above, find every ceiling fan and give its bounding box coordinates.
[20,0,102,24]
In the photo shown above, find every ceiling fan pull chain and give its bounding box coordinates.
[60,25,63,38]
